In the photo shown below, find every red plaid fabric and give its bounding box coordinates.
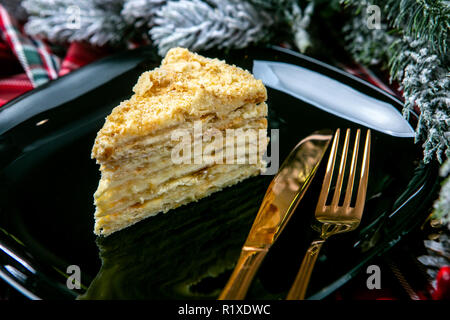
[0,5,60,87]
[0,4,109,108]
[58,42,111,77]
[0,73,33,106]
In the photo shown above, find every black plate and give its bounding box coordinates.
[0,46,440,300]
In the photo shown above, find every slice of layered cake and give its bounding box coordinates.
[91,47,268,236]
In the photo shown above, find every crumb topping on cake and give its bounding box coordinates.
[92,48,266,161]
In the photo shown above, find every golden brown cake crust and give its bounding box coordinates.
[92,47,267,162]
[91,48,269,236]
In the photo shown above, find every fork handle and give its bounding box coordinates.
[286,239,325,300]
[218,247,268,300]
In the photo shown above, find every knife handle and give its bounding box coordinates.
[286,239,325,300]
[218,247,268,300]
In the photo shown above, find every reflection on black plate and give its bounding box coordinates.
[0,46,440,300]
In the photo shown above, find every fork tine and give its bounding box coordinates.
[343,129,361,208]
[316,129,340,209]
[354,130,371,214]
[288,129,370,300]
[330,129,351,209]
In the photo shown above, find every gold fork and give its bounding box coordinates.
[286,128,371,300]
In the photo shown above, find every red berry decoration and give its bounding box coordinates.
[432,266,450,300]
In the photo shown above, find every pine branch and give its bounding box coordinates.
[417,232,450,281]
[121,0,166,29]
[22,0,129,46]
[343,13,395,66]
[392,38,450,163]
[150,0,274,56]
[246,0,297,16]
[284,1,315,52]
[344,0,449,59]
[383,0,449,58]
[433,159,450,229]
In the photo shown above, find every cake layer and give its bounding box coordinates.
[94,164,261,236]
[95,159,266,217]
[92,48,267,162]
[97,117,268,187]
[98,103,267,163]
[95,135,267,201]
[100,118,267,174]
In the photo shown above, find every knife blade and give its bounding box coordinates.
[219,130,333,300]
[253,60,415,138]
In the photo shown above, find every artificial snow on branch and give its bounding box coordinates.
[417,232,450,282]
[285,1,315,53]
[343,13,394,66]
[382,0,449,58]
[433,159,450,229]
[121,0,166,29]
[150,0,274,56]
[343,0,449,59]
[393,38,450,164]
[344,1,450,164]
[22,0,128,46]
[246,0,316,53]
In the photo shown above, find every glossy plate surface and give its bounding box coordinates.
[0,46,440,299]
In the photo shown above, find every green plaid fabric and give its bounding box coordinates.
[0,4,60,87]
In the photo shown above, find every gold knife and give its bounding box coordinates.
[218,130,333,300]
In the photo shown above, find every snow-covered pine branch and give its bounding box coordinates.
[150,0,274,56]
[22,0,128,46]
